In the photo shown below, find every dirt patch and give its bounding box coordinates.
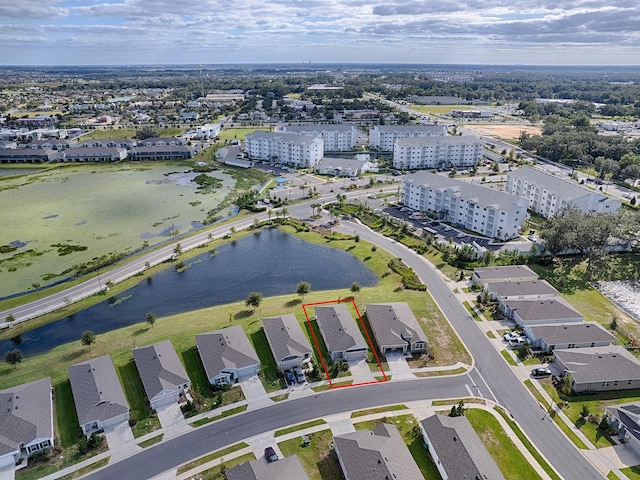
[466,124,542,139]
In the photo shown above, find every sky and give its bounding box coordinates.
[1,0,640,65]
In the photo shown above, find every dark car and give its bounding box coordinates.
[264,446,278,462]
[284,370,295,386]
[531,367,552,378]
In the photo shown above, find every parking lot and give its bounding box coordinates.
[382,205,504,251]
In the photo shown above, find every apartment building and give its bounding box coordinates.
[506,166,621,218]
[279,124,357,151]
[402,171,528,240]
[393,135,483,170]
[370,125,447,152]
[245,130,323,168]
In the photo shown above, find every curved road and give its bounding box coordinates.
[4,188,602,479]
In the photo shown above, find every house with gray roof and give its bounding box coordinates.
[402,171,528,240]
[196,326,260,386]
[605,402,640,455]
[507,165,621,218]
[130,145,193,161]
[62,147,128,163]
[225,455,309,480]
[68,355,130,436]
[471,265,538,286]
[487,279,558,302]
[0,378,54,468]
[421,414,505,480]
[365,303,428,355]
[133,340,191,410]
[334,423,422,480]
[315,156,373,177]
[554,346,640,392]
[501,297,583,327]
[315,304,368,362]
[262,314,312,371]
[525,322,616,352]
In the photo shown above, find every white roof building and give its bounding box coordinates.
[280,124,357,151]
[245,131,323,168]
[370,125,447,152]
[403,171,528,240]
[393,135,483,170]
[506,166,621,218]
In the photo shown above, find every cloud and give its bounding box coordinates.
[0,0,68,19]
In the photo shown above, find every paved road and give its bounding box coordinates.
[344,220,602,480]
[85,375,470,480]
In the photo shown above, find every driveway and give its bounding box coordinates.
[0,461,14,480]
[385,351,416,380]
[347,358,376,383]
[104,420,141,463]
[156,403,191,439]
[239,374,273,410]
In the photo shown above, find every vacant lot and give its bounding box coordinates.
[0,163,235,296]
[466,124,542,140]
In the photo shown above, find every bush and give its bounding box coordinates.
[388,258,427,291]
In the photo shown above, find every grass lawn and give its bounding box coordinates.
[176,442,249,474]
[191,405,248,427]
[275,419,327,437]
[278,429,343,480]
[539,380,639,449]
[351,404,408,418]
[620,466,640,479]
[199,452,255,479]
[80,127,183,140]
[409,104,475,114]
[466,409,542,479]
[249,328,286,392]
[114,358,161,438]
[139,434,163,448]
[525,380,589,450]
[54,379,82,448]
[354,414,440,479]
[500,349,517,366]
[218,127,270,142]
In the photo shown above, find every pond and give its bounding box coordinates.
[0,229,378,358]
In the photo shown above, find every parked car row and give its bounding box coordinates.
[284,366,306,386]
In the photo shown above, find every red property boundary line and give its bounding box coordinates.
[302,297,387,389]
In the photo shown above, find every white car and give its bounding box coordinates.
[503,332,520,342]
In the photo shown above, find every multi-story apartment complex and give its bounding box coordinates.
[370,125,447,152]
[245,131,323,168]
[279,124,357,151]
[506,166,621,218]
[393,136,483,170]
[403,172,529,240]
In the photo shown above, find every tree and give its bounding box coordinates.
[146,311,156,328]
[296,281,311,301]
[81,330,96,346]
[580,404,590,418]
[350,281,361,297]
[173,243,182,257]
[610,317,618,331]
[281,208,289,220]
[559,373,574,396]
[6,314,15,323]
[245,292,262,311]
[136,126,158,140]
[4,349,22,366]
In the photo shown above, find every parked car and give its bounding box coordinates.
[293,367,305,384]
[508,337,528,347]
[264,446,279,462]
[503,332,520,342]
[284,370,295,386]
[531,368,552,378]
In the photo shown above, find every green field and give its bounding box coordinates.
[218,127,270,142]
[409,104,475,114]
[466,409,542,479]
[79,127,183,140]
[0,163,236,296]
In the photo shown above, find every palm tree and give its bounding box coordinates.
[281,208,289,220]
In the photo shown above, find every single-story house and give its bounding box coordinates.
[315,157,372,177]
[605,402,640,455]
[262,314,313,371]
[471,265,538,286]
[421,414,505,480]
[488,279,558,302]
[315,304,368,362]
[0,377,54,468]
[195,326,260,386]
[365,302,428,355]
[225,455,309,480]
[133,340,191,410]
[334,423,423,480]
[68,355,130,436]
[525,323,616,352]
[501,298,583,327]
[554,346,640,392]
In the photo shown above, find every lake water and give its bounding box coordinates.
[0,230,378,358]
